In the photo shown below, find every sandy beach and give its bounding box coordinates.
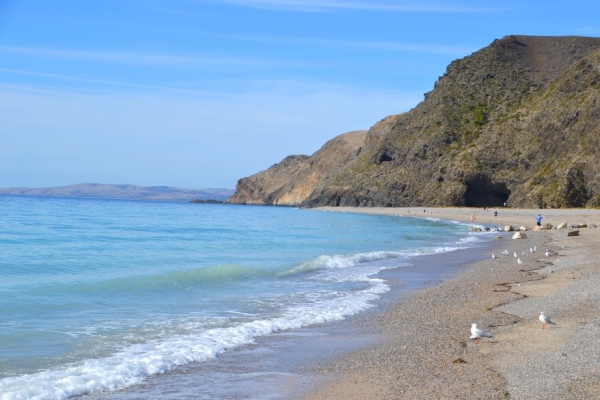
[300,207,600,399]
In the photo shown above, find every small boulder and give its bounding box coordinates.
[541,223,553,230]
[556,222,568,229]
[567,230,580,237]
[570,224,581,228]
[519,226,528,231]
[512,232,527,239]
[579,223,588,228]
[495,236,504,240]
[532,226,541,231]
[504,225,513,232]
[589,223,597,229]
[470,227,482,232]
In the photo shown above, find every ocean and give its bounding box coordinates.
[0,196,480,399]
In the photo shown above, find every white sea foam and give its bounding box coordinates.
[277,234,478,278]
[276,251,404,277]
[0,269,388,400]
[0,234,479,400]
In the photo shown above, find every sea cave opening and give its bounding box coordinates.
[464,178,510,207]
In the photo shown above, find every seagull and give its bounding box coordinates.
[534,246,537,252]
[518,258,523,265]
[530,247,534,253]
[514,252,518,258]
[492,254,497,259]
[545,250,550,257]
[539,312,557,329]
[503,249,509,256]
[470,323,492,344]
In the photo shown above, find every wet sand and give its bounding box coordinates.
[302,207,600,399]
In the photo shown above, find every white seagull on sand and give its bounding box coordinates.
[539,312,556,329]
[514,252,518,258]
[517,258,523,265]
[503,249,509,256]
[492,254,497,259]
[470,323,492,344]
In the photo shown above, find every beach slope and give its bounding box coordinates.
[302,207,600,399]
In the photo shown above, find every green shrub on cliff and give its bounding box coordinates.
[472,104,486,126]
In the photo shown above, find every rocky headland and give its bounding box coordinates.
[225,130,367,206]
[228,35,600,209]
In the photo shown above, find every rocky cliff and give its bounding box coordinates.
[226,130,367,205]
[231,35,600,208]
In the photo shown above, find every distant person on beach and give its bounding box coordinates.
[471,213,476,222]
[504,202,507,207]
[494,211,498,218]
[535,214,542,226]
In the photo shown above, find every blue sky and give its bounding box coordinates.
[1,0,600,189]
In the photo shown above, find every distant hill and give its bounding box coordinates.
[0,184,234,202]
[228,35,600,208]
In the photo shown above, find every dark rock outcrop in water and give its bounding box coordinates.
[231,35,600,208]
[190,199,224,204]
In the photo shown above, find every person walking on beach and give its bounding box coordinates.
[471,213,476,222]
[535,214,542,227]
[494,210,498,218]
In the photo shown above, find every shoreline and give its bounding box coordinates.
[301,207,600,399]
[83,211,494,399]
[315,206,598,228]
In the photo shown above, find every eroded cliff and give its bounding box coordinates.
[231,35,600,208]
[226,130,367,205]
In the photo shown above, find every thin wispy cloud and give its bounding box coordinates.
[217,34,475,55]
[0,67,428,100]
[207,0,503,12]
[0,46,274,68]
[0,68,155,89]
[0,41,465,75]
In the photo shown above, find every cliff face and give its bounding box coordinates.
[303,35,600,208]
[230,35,600,209]
[226,131,367,206]
[225,155,310,205]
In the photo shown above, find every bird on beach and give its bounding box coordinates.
[514,252,518,258]
[530,247,534,253]
[539,312,557,329]
[545,250,550,257]
[503,249,509,256]
[470,323,492,344]
[517,258,523,265]
[534,246,537,252]
[492,254,497,259]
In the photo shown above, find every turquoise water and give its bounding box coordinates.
[0,196,475,399]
